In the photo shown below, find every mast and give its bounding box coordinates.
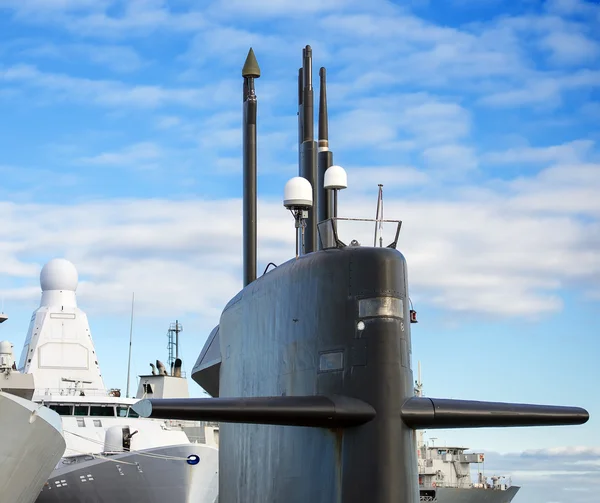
[299,45,318,253]
[126,292,134,398]
[242,48,260,286]
[317,67,333,230]
[373,184,384,247]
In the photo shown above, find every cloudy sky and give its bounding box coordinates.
[0,0,598,501]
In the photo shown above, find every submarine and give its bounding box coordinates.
[133,46,590,503]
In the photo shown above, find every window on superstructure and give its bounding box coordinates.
[93,420,102,427]
[127,407,139,418]
[90,405,115,417]
[76,418,85,427]
[117,406,128,417]
[74,405,89,416]
[49,404,73,415]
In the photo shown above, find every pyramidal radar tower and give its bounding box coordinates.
[19,258,106,397]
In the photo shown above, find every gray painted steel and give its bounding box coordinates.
[242,48,259,287]
[425,486,520,503]
[192,325,221,397]
[317,66,333,228]
[35,444,218,503]
[217,246,419,503]
[299,45,318,253]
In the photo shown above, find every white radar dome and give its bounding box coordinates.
[324,165,347,190]
[0,341,12,355]
[40,258,79,292]
[283,177,313,209]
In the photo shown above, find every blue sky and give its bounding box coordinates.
[0,0,599,501]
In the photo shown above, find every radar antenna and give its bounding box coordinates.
[284,177,313,258]
[167,320,183,372]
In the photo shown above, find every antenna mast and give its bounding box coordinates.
[126,292,135,398]
[373,184,384,247]
[167,320,183,370]
[242,48,260,287]
[299,45,318,253]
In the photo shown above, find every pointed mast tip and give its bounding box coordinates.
[242,47,261,78]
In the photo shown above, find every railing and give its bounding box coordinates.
[35,387,113,398]
[164,419,219,428]
[420,482,512,491]
[317,217,402,250]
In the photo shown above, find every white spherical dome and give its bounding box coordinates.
[324,165,347,190]
[0,341,12,355]
[40,258,79,292]
[283,176,313,209]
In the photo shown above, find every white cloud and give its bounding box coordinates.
[540,31,600,65]
[443,446,600,503]
[1,154,599,320]
[18,42,146,73]
[0,0,206,37]
[329,95,471,152]
[76,142,162,167]
[155,116,182,129]
[546,0,600,19]
[479,70,600,108]
[483,140,595,165]
[422,144,478,173]
[0,64,237,109]
[209,0,351,17]
[346,166,430,190]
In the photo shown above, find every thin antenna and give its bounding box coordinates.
[126,292,135,398]
[373,184,384,247]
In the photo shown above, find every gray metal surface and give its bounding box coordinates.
[299,45,318,253]
[317,66,333,228]
[242,48,259,287]
[35,444,218,503]
[217,246,419,503]
[192,325,220,397]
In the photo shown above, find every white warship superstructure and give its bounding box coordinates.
[0,313,66,503]
[15,258,218,503]
[414,363,519,503]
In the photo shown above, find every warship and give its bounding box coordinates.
[414,363,519,503]
[0,313,66,503]
[133,45,589,503]
[12,258,218,503]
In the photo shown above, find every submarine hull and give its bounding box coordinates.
[218,246,418,503]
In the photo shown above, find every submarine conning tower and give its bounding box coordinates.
[133,46,590,503]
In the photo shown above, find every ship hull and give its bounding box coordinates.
[422,486,520,503]
[0,391,66,503]
[35,444,218,503]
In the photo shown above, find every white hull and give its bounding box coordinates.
[0,392,66,503]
